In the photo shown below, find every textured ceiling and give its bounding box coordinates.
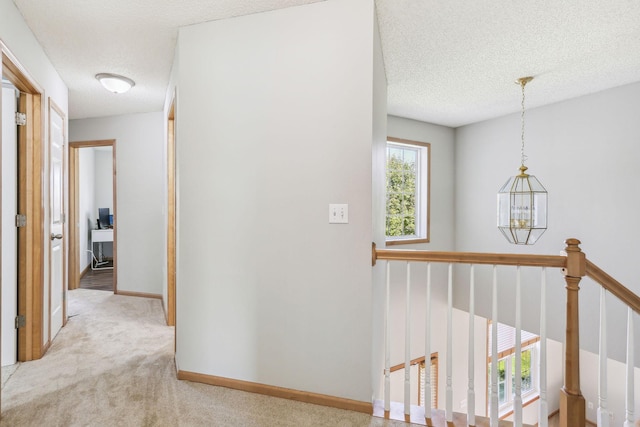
[11,0,324,120]
[377,0,640,127]
[11,0,640,126]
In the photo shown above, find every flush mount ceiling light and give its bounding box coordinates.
[95,73,135,94]
[497,76,548,245]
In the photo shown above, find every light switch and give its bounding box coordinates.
[329,204,348,224]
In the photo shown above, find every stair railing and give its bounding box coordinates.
[584,259,639,427]
[371,238,640,427]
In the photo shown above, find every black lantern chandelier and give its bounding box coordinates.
[497,77,548,245]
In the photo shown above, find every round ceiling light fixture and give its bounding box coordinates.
[95,73,135,94]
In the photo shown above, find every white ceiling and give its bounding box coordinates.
[11,0,640,127]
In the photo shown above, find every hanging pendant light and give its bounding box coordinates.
[497,76,548,245]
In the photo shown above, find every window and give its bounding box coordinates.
[487,323,540,417]
[386,137,430,245]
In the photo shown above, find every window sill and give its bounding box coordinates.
[498,393,540,420]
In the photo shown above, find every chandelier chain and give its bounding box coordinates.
[520,80,527,167]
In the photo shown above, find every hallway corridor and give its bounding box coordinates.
[0,290,401,426]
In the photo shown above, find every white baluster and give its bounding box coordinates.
[468,265,476,426]
[514,266,522,427]
[624,307,634,427]
[384,261,391,416]
[490,265,499,427]
[425,263,432,424]
[404,262,411,421]
[538,268,548,427]
[597,287,609,427]
[446,263,453,423]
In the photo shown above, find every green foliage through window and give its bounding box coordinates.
[516,349,533,392]
[488,345,538,414]
[386,143,418,237]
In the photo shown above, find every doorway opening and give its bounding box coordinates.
[68,140,117,293]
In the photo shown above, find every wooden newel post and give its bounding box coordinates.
[559,238,586,427]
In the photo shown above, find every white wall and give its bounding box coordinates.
[1,0,68,349]
[78,148,96,271]
[371,9,388,401]
[0,0,68,113]
[580,348,640,424]
[173,0,380,402]
[455,82,640,366]
[69,112,164,295]
[94,149,113,213]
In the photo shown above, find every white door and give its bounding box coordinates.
[1,86,18,365]
[49,102,65,339]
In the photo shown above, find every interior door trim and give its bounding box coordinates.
[167,98,176,328]
[2,41,46,362]
[68,139,117,293]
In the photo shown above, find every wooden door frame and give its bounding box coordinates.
[167,99,176,327]
[2,42,46,361]
[68,140,117,292]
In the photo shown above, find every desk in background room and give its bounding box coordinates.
[91,229,113,270]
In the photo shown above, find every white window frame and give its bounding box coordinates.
[385,137,430,245]
[487,321,541,418]
[491,343,539,417]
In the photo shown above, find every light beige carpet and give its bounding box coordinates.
[1,289,410,427]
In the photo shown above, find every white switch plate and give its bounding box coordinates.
[329,204,348,224]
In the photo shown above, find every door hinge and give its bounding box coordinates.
[15,112,26,126]
[16,214,26,228]
[15,315,26,329]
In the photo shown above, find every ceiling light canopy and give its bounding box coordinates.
[95,73,135,94]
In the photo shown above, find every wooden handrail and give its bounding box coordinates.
[373,244,640,314]
[373,245,567,268]
[586,260,640,315]
[388,354,437,373]
[373,239,640,427]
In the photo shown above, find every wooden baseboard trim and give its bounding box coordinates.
[115,290,162,300]
[177,370,372,414]
[79,265,90,280]
[41,340,51,357]
[161,297,169,323]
